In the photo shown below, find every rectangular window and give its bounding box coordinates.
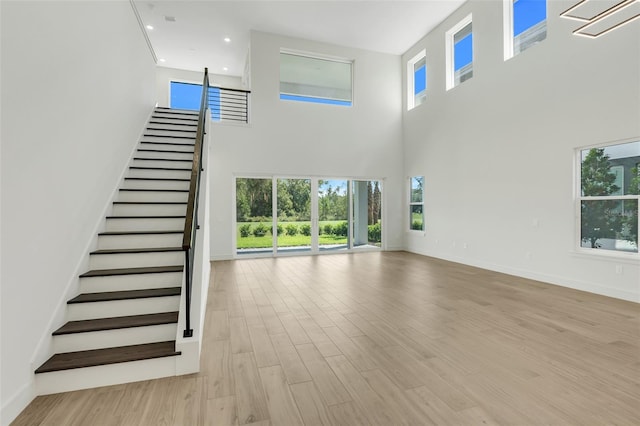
[504,0,547,59]
[446,14,473,90]
[409,176,424,231]
[578,141,640,255]
[280,51,353,106]
[407,50,426,110]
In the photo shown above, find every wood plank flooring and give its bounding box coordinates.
[12,251,640,425]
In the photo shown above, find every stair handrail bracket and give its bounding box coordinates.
[182,67,209,338]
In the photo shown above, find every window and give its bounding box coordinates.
[280,51,353,106]
[446,14,473,90]
[504,0,547,60]
[578,141,640,255]
[409,176,424,231]
[407,50,426,110]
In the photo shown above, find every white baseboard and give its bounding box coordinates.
[1,380,34,426]
[405,248,639,303]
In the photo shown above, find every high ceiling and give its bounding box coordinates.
[134,0,465,76]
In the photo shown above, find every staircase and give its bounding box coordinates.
[35,107,200,394]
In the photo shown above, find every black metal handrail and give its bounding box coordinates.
[208,86,250,124]
[182,67,209,338]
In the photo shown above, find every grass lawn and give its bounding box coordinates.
[237,221,348,249]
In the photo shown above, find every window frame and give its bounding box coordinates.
[407,50,427,110]
[409,176,425,233]
[575,139,640,259]
[503,0,547,61]
[279,49,354,107]
[446,14,473,91]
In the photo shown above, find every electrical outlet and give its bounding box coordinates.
[615,265,623,275]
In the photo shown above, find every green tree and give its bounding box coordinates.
[580,149,620,248]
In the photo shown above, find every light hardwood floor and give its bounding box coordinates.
[12,251,640,425]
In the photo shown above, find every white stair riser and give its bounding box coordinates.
[98,233,182,250]
[131,159,193,169]
[36,354,178,395]
[148,117,197,126]
[146,122,197,132]
[111,203,187,216]
[145,130,196,138]
[128,168,191,180]
[53,323,177,353]
[105,217,185,232]
[139,143,194,154]
[153,112,198,120]
[122,179,190,191]
[80,272,183,293]
[141,135,195,145]
[116,191,188,203]
[134,151,194,160]
[66,296,181,321]
[89,251,184,270]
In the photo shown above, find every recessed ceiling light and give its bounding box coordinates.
[146,25,154,30]
[159,58,166,62]
[224,37,231,43]
[223,67,228,71]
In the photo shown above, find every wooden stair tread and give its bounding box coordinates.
[143,134,195,139]
[98,230,182,236]
[119,188,189,193]
[53,312,179,335]
[79,265,183,278]
[68,287,181,304]
[137,149,195,154]
[35,341,180,373]
[145,127,196,133]
[113,201,187,204]
[124,177,190,182]
[140,141,195,147]
[130,166,192,171]
[105,215,185,219]
[133,157,193,162]
[91,247,183,255]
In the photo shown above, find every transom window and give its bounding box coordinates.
[504,0,547,60]
[446,14,473,90]
[279,51,353,106]
[578,140,639,255]
[407,50,426,110]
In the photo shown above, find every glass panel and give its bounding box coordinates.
[410,176,423,203]
[410,205,424,231]
[454,23,473,85]
[236,178,273,255]
[318,179,349,251]
[581,142,640,196]
[513,0,547,54]
[280,52,352,105]
[514,0,546,36]
[414,57,426,106]
[581,199,638,253]
[352,180,382,248]
[277,179,311,253]
[170,81,201,111]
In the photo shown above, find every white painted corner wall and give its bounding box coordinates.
[0,1,157,424]
[209,31,405,260]
[402,0,640,302]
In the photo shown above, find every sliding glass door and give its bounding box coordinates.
[277,178,312,254]
[236,177,382,256]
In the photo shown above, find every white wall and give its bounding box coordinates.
[155,66,243,108]
[402,0,640,301]
[209,31,404,259]
[0,1,156,423]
